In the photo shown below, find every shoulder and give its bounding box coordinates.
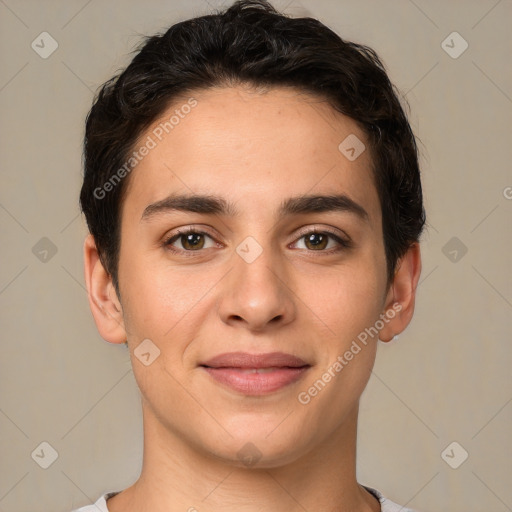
[70,491,120,512]
[362,484,422,512]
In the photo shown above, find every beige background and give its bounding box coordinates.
[1,0,511,511]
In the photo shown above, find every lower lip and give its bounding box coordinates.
[202,367,310,395]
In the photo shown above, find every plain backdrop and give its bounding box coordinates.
[0,1,511,511]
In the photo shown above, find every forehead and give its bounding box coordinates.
[121,86,380,225]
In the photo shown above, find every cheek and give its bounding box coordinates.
[119,242,192,328]
[118,251,223,367]
[118,260,212,407]
[302,257,386,340]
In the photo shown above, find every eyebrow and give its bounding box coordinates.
[140,193,369,223]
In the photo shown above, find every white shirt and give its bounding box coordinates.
[71,485,420,511]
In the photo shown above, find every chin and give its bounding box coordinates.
[212,442,306,470]
[203,418,311,469]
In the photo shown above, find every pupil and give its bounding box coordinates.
[185,233,202,248]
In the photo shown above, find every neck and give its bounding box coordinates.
[106,401,380,512]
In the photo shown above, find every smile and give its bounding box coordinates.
[202,366,310,395]
[200,352,311,395]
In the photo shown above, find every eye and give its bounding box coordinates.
[164,228,217,252]
[162,226,351,256]
[292,229,351,252]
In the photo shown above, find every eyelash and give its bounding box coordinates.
[162,226,352,257]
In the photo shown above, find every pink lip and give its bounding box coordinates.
[200,351,311,395]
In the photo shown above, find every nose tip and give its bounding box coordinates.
[217,257,296,332]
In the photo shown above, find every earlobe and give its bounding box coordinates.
[378,243,422,343]
[83,234,127,344]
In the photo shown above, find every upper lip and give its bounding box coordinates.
[200,351,309,369]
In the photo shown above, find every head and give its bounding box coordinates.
[81,0,424,467]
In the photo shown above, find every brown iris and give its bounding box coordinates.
[180,233,205,250]
[304,232,328,250]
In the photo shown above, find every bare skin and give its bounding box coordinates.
[84,85,421,512]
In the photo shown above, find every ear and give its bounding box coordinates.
[83,234,127,344]
[378,243,422,343]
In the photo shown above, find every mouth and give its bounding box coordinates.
[199,352,311,395]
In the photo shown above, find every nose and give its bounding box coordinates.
[217,244,296,332]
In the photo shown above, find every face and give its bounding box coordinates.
[114,86,394,466]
